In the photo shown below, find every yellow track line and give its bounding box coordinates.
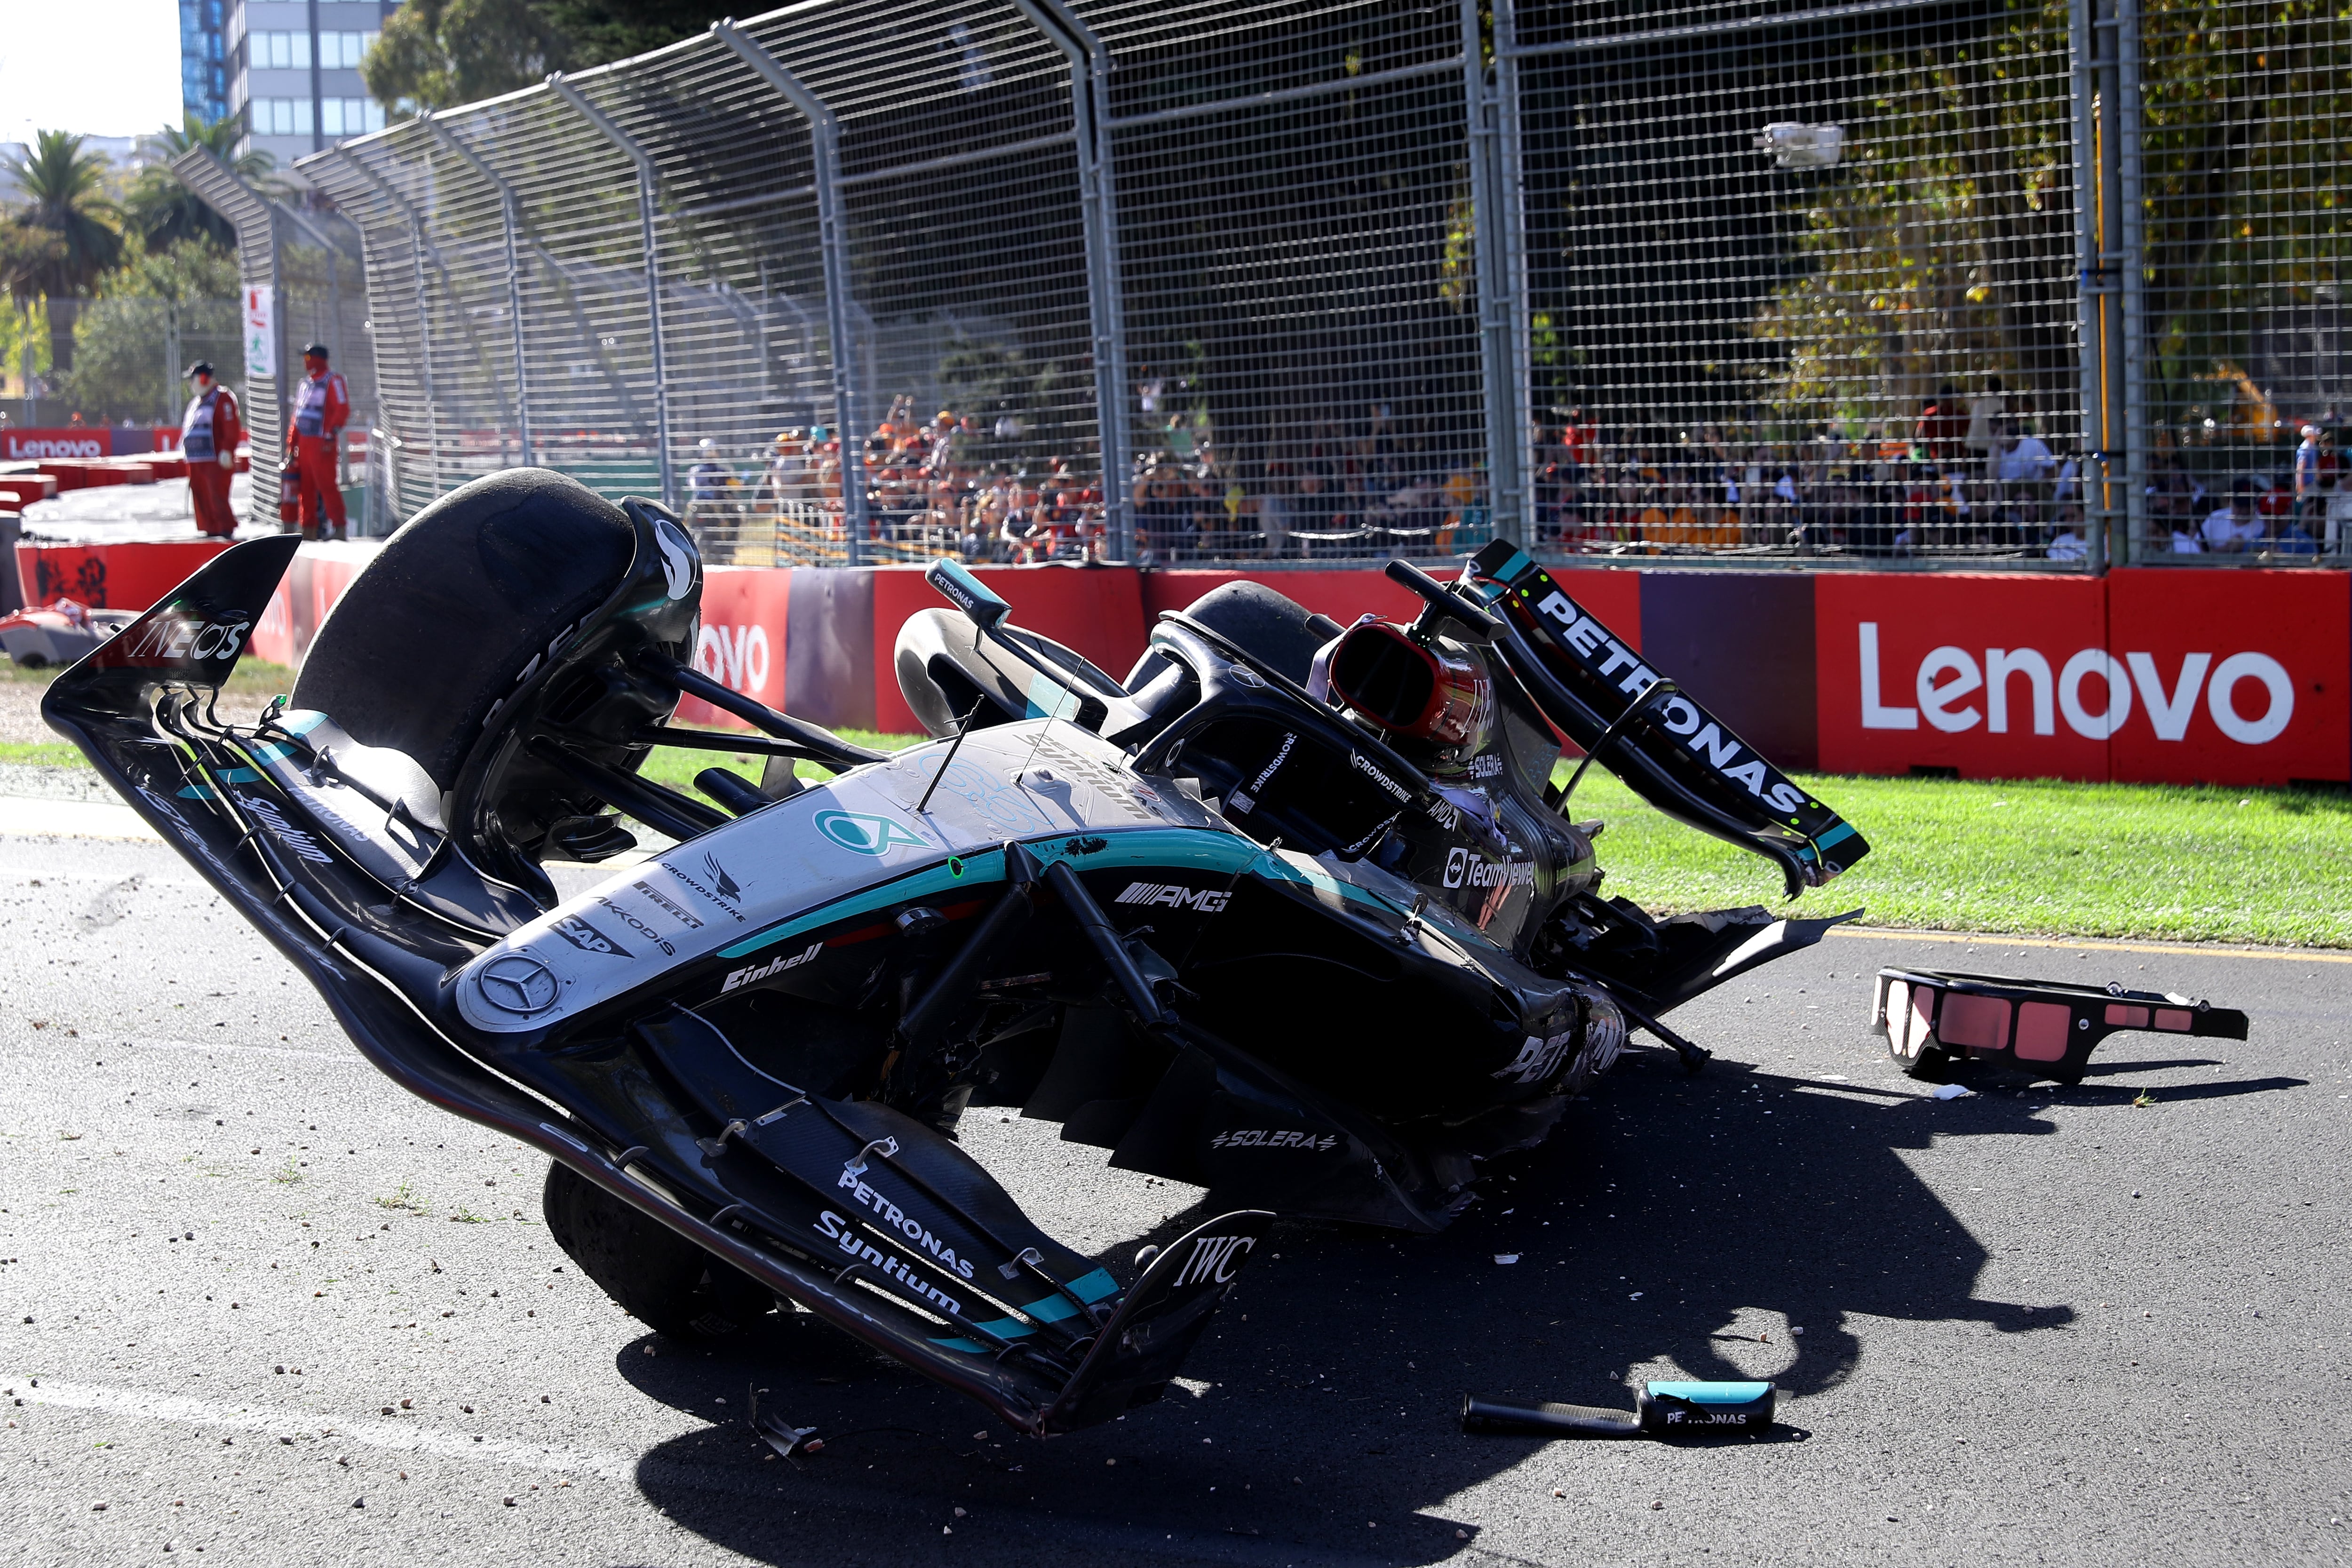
[1828,925,2352,965]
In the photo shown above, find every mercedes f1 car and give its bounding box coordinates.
[44,470,1867,1435]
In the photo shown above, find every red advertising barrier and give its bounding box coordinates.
[248,541,382,669]
[27,532,2349,786]
[15,539,233,613]
[2106,568,2349,787]
[683,566,793,725]
[1817,570,2348,785]
[1818,574,2113,781]
[871,564,1150,734]
[0,428,178,461]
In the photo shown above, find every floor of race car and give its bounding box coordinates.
[1,815,2347,1566]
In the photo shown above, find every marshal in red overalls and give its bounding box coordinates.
[287,343,351,539]
[179,360,242,539]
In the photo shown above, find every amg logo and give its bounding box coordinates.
[1114,881,1230,914]
[1444,847,1534,891]
[1170,1233,1256,1289]
[816,1210,965,1315]
[722,942,822,993]
[1348,751,1410,804]
[231,792,334,865]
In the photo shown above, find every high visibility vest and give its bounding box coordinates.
[294,372,346,438]
[182,387,223,461]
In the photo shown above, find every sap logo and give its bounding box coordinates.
[1209,1129,1338,1151]
[1114,881,1230,913]
[815,1211,966,1313]
[815,810,928,856]
[693,622,769,691]
[230,792,334,864]
[1493,1028,1577,1084]
[551,914,630,958]
[721,941,821,992]
[120,612,252,664]
[831,1171,977,1280]
[1856,624,2295,746]
[1651,693,1809,814]
[1534,591,1663,700]
[1348,751,1410,804]
[1444,847,1533,891]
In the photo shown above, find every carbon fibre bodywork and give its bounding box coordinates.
[46,481,1865,1433]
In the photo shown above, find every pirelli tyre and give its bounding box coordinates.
[541,1161,774,1340]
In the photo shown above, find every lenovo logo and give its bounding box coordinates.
[1857,623,2294,746]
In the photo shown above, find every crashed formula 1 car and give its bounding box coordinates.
[45,470,1867,1435]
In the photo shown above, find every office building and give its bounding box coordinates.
[182,0,230,124]
[227,0,395,171]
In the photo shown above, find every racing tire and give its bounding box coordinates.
[540,1161,774,1340]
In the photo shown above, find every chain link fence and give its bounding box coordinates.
[229,0,2347,570]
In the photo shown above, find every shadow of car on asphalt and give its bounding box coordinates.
[612,1046,2304,1564]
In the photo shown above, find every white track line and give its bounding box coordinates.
[0,797,162,842]
[4,1373,632,1480]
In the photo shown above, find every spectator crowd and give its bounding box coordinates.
[679,379,2348,566]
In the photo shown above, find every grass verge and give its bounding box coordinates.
[8,664,2345,946]
[1569,767,2352,949]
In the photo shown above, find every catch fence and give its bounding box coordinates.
[259,0,2347,569]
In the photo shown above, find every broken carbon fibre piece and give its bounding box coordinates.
[1462,1382,1778,1439]
[1874,968,2250,1085]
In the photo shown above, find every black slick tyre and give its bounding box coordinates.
[540,1161,773,1339]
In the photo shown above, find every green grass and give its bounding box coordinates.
[640,728,923,799]
[3,657,296,769]
[1567,767,2352,949]
[10,663,2346,946]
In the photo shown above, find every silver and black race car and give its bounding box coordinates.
[44,470,1866,1436]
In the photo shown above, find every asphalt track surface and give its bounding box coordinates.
[2,821,2348,1566]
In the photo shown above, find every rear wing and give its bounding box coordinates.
[1463,542,1867,898]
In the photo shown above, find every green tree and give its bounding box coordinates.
[363,0,572,113]
[124,118,276,251]
[532,0,736,66]
[58,239,244,423]
[0,131,125,375]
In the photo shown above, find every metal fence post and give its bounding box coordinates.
[167,147,286,524]
[548,72,676,509]
[2116,0,2145,569]
[332,148,438,507]
[1494,0,1534,544]
[709,20,868,564]
[1465,0,1524,546]
[1014,0,1133,563]
[2071,0,2102,569]
[425,113,535,467]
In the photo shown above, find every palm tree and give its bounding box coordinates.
[126,117,275,251]
[0,131,125,375]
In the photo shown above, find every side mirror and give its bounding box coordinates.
[926,557,1010,633]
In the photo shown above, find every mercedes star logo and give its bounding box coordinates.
[478,953,561,1015]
